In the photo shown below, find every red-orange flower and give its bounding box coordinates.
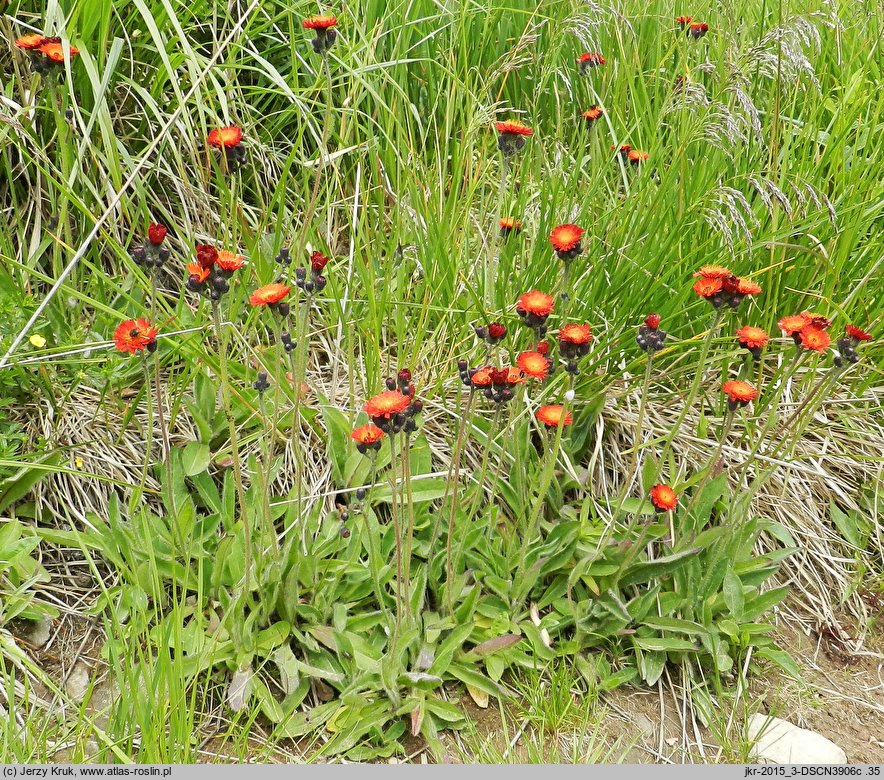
[676,15,693,27]
[207,125,243,148]
[364,390,411,419]
[778,313,810,334]
[310,251,330,272]
[350,424,384,445]
[147,223,167,245]
[249,283,290,307]
[186,262,211,284]
[693,265,732,279]
[687,22,709,38]
[470,367,493,387]
[803,311,831,330]
[650,484,678,512]
[500,367,524,386]
[113,318,158,353]
[576,52,606,68]
[582,106,604,123]
[15,34,46,50]
[722,379,758,406]
[517,290,555,317]
[535,405,572,427]
[516,351,550,380]
[627,149,649,165]
[798,326,831,353]
[37,38,79,62]
[499,217,522,236]
[494,121,533,136]
[725,277,762,296]
[559,323,593,345]
[216,250,245,272]
[549,224,584,253]
[195,244,218,269]
[845,324,872,342]
[693,277,723,298]
[302,15,337,29]
[736,326,768,350]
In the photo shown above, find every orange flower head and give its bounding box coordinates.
[549,224,585,255]
[582,105,604,123]
[802,311,831,330]
[693,265,732,279]
[249,283,290,307]
[207,125,243,149]
[364,390,411,419]
[216,250,245,273]
[499,216,522,237]
[470,367,493,387]
[494,121,533,136]
[688,22,709,37]
[302,15,338,29]
[692,276,723,298]
[722,379,758,406]
[559,323,593,345]
[576,52,606,69]
[724,277,762,296]
[516,351,550,380]
[627,149,649,164]
[186,262,211,284]
[38,38,79,62]
[736,326,769,350]
[535,405,573,428]
[798,326,831,353]
[350,424,384,445]
[500,367,525,386]
[676,15,693,27]
[778,313,811,334]
[15,34,46,50]
[845,324,872,342]
[113,318,158,354]
[516,290,555,318]
[650,484,679,512]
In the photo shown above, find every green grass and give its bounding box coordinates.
[0,0,882,763]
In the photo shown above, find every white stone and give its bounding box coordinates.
[748,714,847,764]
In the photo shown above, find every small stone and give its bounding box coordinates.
[24,618,52,648]
[65,661,91,700]
[634,713,656,741]
[748,714,847,764]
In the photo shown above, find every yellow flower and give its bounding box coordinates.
[29,334,47,348]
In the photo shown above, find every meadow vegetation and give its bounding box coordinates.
[0,0,881,763]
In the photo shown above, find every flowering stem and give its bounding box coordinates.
[438,388,475,612]
[605,354,654,529]
[452,405,501,582]
[684,406,735,517]
[292,301,309,554]
[401,432,416,626]
[211,301,251,598]
[264,317,286,505]
[485,156,509,310]
[361,453,394,627]
[297,52,334,254]
[386,431,403,634]
[152,350,173,509]
[663,310,723,452]
[513,378,573,601]
[780,363,840,434]
[135,357,155,510]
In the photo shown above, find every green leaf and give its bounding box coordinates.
[633,637,696,652]
[620,547,702,587]
[756,647,802,679]
[180,441,211,477]
[722,570,745,620]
